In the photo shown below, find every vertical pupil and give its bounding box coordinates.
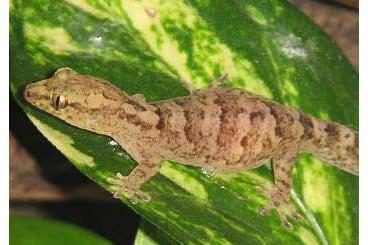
[55,96,60,108]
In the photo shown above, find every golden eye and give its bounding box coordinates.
[50,93,68,110]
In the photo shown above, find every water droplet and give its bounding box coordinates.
[90,35,103,46]
[140,192,151,202]
[201,168,215,177]
[130,195,139,204]
[113,192,120,199]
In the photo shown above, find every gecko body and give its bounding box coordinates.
[24,68,358,228]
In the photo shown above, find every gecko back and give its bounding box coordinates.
[154,87,358,175]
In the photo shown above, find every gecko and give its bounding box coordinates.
[24,67,358,228]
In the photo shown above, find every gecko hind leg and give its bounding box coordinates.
[107,162,160,203]
[258,151,302,229]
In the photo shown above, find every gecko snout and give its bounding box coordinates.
[23,83,41,104]
[24,84,33,99]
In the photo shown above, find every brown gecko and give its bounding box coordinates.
[24,67,358,228]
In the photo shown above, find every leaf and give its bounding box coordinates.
[10,0,358,244]
[134,220,177,245]
[10,216,112,245]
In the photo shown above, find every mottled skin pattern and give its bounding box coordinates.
[24,68,358,228]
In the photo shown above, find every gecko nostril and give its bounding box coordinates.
[24,85,33,98]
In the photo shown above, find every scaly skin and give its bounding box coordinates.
[24,67,358,228]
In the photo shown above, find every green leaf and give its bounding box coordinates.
[10,0,358,244]
[134,220,177,245]
[10,216,112,245]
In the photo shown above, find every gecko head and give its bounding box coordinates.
[24,67,129,133]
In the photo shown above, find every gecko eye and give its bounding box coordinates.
[50,93,68,110]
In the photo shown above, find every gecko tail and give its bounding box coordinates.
[307,119,358,176]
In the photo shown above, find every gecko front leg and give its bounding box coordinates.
[107,160,161,203]
[259,150,302,229]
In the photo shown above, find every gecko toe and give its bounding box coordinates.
[138,191,151,202]
[259,204,272,216]
[287,203,303,221]
[259,187,302,229]
[293,212,302,221]
[107,177,118,185]
[256,186,267,195]
[109,180,151,203]
[129,191,151,204]
[256,184,274,197]
[283,219,293,230]
[130,194,139,204]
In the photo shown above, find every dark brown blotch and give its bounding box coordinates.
[68,103,89,113]
[241,136,248,148]
[324,123,339,137]
[173,99,186,107]
[120,113,152,129]
[262,138,272,149]
[279,179,290,188]
[125,99,147,112]
[249,111,265,124]
[155,108,165,130]
[264,102,281,123]
[264,103,287,138]
[199,110,205,119]
[354,133,359,148]
[183,110,194,143]
[102,90,118,100]
[274,127,284,137]
[285,113,294,123]
[273,200,280,207]
[213,95,226,107]
[299,113,314,139]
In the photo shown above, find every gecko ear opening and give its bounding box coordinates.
[54,67,78,81]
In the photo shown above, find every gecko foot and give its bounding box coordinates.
[107,173,151,204]
[257,187,302,229]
